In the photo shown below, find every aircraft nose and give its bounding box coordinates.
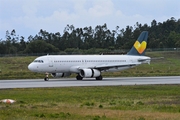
[28,63,34,71]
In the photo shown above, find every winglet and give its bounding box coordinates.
[127,31,148,56]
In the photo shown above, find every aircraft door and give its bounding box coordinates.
[48,57,53,67]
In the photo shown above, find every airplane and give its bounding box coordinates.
[28,31,151,81]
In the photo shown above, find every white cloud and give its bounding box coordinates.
[0,0,180,39]
[22,0,39,16]
[88,0,114,18]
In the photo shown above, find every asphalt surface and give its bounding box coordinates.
[0,76,180,89]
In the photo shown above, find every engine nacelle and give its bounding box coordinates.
[80,69,100,78]
[51,73,71,78]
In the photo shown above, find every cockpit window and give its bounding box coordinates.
[33,60,44,63]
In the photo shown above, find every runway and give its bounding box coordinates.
[0,76,180,89]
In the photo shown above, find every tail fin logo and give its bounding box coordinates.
[134,41,147,54]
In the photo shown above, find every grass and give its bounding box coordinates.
[0,51,180,79]
[103,51,180,77]
[0,85,180,120]
[0,56,44,79]
[0,51,180,119]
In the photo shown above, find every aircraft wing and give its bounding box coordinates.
[93,63,140,71]
[75,63,140,72]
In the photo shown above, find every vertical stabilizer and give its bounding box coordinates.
[127,31,148,56]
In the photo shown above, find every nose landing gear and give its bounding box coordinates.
[44,72,49,81]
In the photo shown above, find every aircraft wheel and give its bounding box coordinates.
[44,77,49,81]
[76,75,83,80]
[96,75,103,80]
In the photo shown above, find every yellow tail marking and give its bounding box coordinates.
[134,41,147,54]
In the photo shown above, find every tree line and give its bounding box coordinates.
[1,17,180,55]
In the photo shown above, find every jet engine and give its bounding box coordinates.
[80,69,100,78]
[51,73,71,77]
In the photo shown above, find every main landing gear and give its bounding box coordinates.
[96,75,103,80]
[76,74,83,80]
[76,74,103,80]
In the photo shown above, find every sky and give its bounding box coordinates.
[0,0,180,40]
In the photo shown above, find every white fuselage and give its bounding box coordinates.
[28,31,150,80]
[28,55,150,73]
